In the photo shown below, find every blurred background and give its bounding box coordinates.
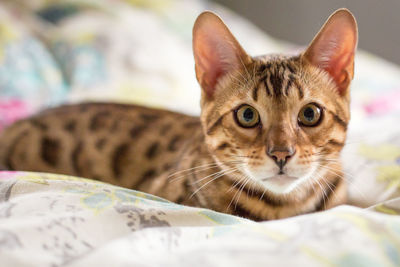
[217,0,400,65]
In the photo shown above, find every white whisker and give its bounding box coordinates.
[191,165,244,185]
[168,160,243,183]
[234,176,252,209]
[189,168,240,199]
[227,176,247,210]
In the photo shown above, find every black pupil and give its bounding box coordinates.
[303,107,315,121]
[243,108,254,122]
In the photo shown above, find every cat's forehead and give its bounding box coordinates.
[212,53,339,116]
[249,54,336,101]
[253,54,300,79]
[247,55,305,103]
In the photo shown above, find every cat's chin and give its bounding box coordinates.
[260,175,301,194]
[241,163,319,195]
[242,167,306,194]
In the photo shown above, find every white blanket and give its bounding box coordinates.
[1,172,399,267]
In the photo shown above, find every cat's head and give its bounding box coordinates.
[193,9,357,195]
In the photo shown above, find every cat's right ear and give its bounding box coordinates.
[193,11,250,98]
[302,9,358,97]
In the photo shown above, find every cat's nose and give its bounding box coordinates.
[267,147,296,172]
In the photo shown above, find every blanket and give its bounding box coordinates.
[1,171,400,267]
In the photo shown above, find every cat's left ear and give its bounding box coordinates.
[193,11,251,98]
[303,9,358,96]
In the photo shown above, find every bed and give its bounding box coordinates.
[0,0,400,266]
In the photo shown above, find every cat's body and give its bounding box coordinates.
[0,9,357,220]
[0,101,345,220]
[0,103,200,194]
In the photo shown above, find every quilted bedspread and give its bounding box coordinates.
[1,171,400,267]
[0,0,400,266]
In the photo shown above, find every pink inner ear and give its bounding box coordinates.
[321,31,356,94]
[324,48,354,95]
[304,11,357,96]
[195,32,241,97]
[195,40,226,97]
[193,12,247,98]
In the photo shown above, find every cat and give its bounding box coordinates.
[0,9,357,221]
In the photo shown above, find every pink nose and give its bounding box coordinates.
[267,147,296,171]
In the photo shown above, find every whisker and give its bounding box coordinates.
[316,162,358,180]
[312,172,332,209]
[191,165,244,185]
[313,176,328,208]
[228,155,255,159]
[306,178,318,200]
[259,186,268,201]
[227,174,246,193]
[189,168,240,199]
[314,164,368,202]
[249,178,257,198]
[168,162,220,178]
[227,176,247,210]
[168,160,243,183]
[234,176,252,209]
[316,171,337,199]
[168,165,220,183]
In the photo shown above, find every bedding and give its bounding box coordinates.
[1,171,400,267]
[0,0,399,266]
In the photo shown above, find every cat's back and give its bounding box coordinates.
[0,102,201,188]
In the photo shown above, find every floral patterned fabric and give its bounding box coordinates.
[1,171,400,267]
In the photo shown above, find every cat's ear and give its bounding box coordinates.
[193,11,250,98]
[303,9,358,96]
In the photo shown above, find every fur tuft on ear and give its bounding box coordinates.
[303,8,358,96]
[193,11,250,98]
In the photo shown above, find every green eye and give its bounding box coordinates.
[298,103,322,126]
[235,105,260,128]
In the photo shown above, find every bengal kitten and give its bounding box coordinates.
[0,9,357,221]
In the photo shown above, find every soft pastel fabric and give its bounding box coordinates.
[1,171,400,267]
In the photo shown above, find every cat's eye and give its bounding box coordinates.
[298,103,322,127]
[234,105,260,128]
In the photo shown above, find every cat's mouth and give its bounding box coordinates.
[242,166,307,194]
